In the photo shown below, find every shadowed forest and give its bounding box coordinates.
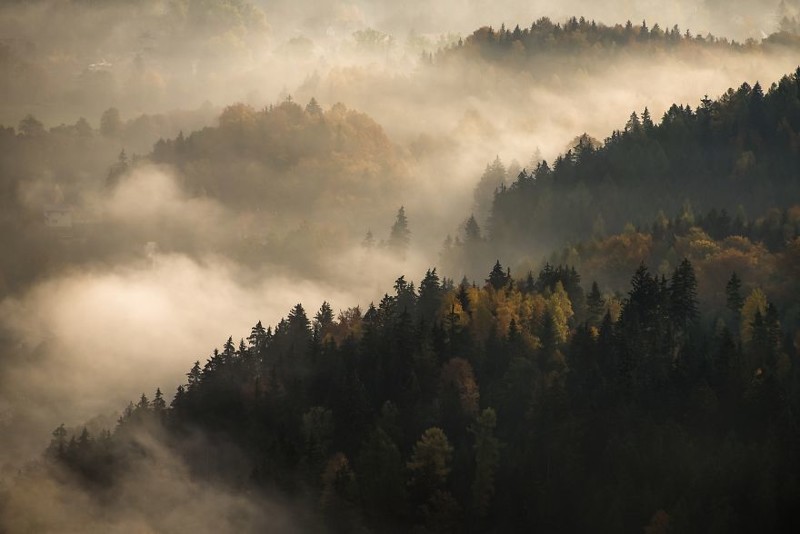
[0,1,799,533]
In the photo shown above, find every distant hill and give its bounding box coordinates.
[485,68,800,253]
[436,16,800,68]
[150,98,408,226]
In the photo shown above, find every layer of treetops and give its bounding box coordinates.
[434,16,800,65]
[46,256,799,532]
[480,68,800,251]
[147,98,405,213]
[442,201,800,315]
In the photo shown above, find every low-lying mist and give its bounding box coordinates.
[2,0,797,127]
[300,46,800,239]
[1,1,800,531]
[2,10,798,468]
[0,165,441,470]
[2,424,311,533]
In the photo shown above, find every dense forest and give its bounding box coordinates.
[30,255,800,533]
[2,4,800,533]
[150,99,406,219]
[435,16,800,68]
[0,97,412,296]
[444,202,800,314]
[460,69,800,254]
[13,68,800,531]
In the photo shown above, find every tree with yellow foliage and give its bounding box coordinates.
[546,281,574,344]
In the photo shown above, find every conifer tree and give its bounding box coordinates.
[388,207,411,257]
[487,260,509,290]
[669,258,698,331]
[587,281,605,325]
[725,272,744,317]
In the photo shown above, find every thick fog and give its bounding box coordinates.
[263,0,789,43]
[3,424,313,533]
[0,165,434,466]
[0,0,795,125]
[1,0,799,530]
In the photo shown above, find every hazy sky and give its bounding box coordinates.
[259,0,787,40]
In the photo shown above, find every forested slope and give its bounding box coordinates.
[29,255,800,533]
[483,69,800,252]
[4,26,800,534]
[436,16,800,67]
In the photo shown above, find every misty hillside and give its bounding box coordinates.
[0,97,414,297]
[0,0,270,123]
[9,68,800,533]
[150,99,407,219]
[25,252,800,533]
[485,70,800,251]
[2,3,800,534]
[438,68,800,284]
[436,16,800,67]
[444,202,800,311]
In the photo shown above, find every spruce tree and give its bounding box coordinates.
[486,260,508,290]
[388,207,411,257]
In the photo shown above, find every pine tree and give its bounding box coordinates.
[171,385,186,411]
[49,424,68,458]
[286,304,312,364]
[106,149,130,187]
[625,111,641,132]
[486,260,509,290]
[418,268,443,325]
[152,388,166,413]
[388,207,411,257]
[314,302,334,335]
[725,272,744,317]
[135,393,149,413]
[587,281,605,325]
[288,304,311,332]
[187,361,202,390]
[474,157,506,222]
[642,107,654,130]
[305,97,323,115]
[248,321,267,351]
[669,258,698,331]
[464,215,482,242]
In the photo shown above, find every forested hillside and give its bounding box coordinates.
[28,256,800,533]
[2,5,800,533]
[479,69,800,254]
[150,99,407,220]
[436,16,800,68]
[0,97,412,296]
[444,203,800,315]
